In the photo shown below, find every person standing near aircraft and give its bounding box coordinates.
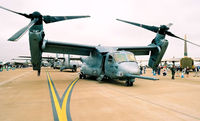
[157,66,161,75]
[0,64,3,72]
[163,68,167,76]
[140,66,143,74]
[143,66,146,74]
[170,65,176,79]
[186,66,190,78]
[193,66,199,77]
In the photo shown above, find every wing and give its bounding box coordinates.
[162,58,181,62]
[19,55,56,60]
[42,40,96,56]
[70,57,81,60]
[117,45,160,55]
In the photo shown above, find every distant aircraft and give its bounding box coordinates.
[18,55,54,67]
[11,58,31,68]
[194,58,200,62]
[59,54,82,72]
[162,35,200,69]
[2,6,200,86]
[161,57,181,67]
[19,54,81,71]
[0,61,12,70]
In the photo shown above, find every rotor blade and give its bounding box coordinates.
[18,56,31,58]
[12,58,30,60]
[166,23,173,28]
[0,6,30,18]
[43,15,90,24]
[166,31,200,47]
[116,19,159,33]
[8,18,38,41]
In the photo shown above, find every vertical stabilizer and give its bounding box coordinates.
[184,34,188,57]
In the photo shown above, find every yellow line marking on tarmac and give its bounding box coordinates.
[47,71,79,121]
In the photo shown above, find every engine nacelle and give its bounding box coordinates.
[148,39,168,70]
[29,30,43,72]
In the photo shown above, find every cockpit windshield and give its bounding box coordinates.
[113,52,136,63]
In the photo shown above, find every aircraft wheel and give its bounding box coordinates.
[125,80,133,86]
[130,81,133,86]
[79,73,86,79]
[125,81,130,86]
[79,73,83,79]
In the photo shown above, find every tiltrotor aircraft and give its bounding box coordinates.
[1,6,199,86]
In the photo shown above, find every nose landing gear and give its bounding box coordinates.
[79,72,86,79]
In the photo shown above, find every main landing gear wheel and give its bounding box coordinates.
[125,79,134,86]
[72,68,77,72]
[125,81,133,86]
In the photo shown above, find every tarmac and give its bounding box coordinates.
[0,67,200,121]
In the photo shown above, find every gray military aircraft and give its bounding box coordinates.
[49,54,81,72]
[19,55,58,67]
[18,54,81,71]
[60,54,82,72]
[2,6,199,86]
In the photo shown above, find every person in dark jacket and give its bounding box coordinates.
[0,65,3,72]
[171,65,176,79]
[140,66,143,74]
[186,66,190,78]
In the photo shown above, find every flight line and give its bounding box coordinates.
[47,71,79,121]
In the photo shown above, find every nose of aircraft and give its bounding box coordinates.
[118,62,140,75]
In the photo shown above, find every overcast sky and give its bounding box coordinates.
[0,0,200,62]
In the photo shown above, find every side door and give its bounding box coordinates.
[105,54,116,78]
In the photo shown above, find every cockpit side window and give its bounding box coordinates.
[108,55,113,61]
[127,53,136,61]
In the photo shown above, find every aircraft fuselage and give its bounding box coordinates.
[80,51,140,81]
